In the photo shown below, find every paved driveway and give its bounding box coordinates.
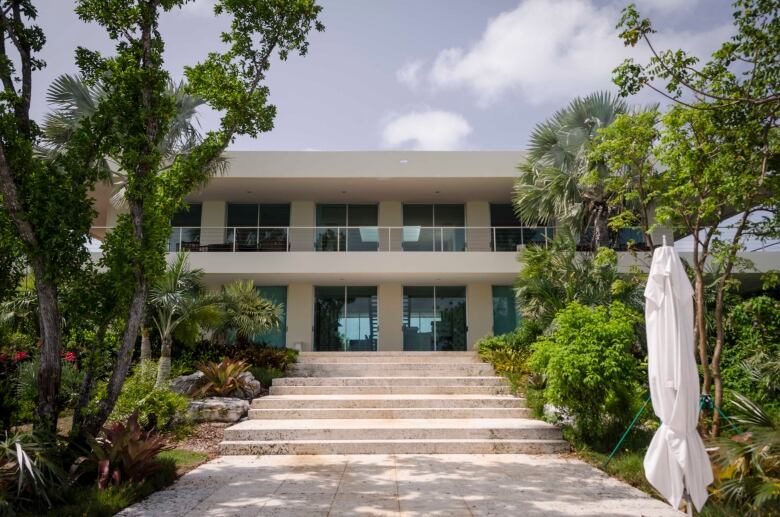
[119,454,679,516]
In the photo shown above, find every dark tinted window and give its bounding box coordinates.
[259,204,290,226]
[227,203,258,226]
[171,203,202,227]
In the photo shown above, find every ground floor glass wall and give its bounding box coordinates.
[251,286,287,347]
[314,286,378,351]
[491,285,519,336]
[402,286,467,351]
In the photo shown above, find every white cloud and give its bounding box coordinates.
[396,59,425,90]
[381,110,472,150]
[632,0,700,14]
[180,0,217,17]
[402,0,730,107]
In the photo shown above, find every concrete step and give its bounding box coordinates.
[248,407,532,419]
[223,418,561,442]
[251,394,526,409]
[219,438,570,455]
[272,376,506,387]
[289,363,494,378]
[269,385,508,395]
[297,352,481,364]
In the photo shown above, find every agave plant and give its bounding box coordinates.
[0,432,65,508]
[73,411,171,490]
[709,392,780,516]
[195,359,252,397]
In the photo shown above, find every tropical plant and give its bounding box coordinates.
[74,411,172,490]
[515,232,644,329]
[0,432,65,510]
[513,91,628,248]
[148,252,220,387]
[529,301,644,446]
[476,321,542,376]
[107,362,189,432]
[16,357,85,422]
[195,359,252,398]
[709,393,780,516]
[212,281,282,347]
[233,345,298,371]
[0,275,40,337]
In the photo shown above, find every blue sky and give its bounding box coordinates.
[33,0,734,151]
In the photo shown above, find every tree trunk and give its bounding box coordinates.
[592,203,610,249]
[693,273,711,398]
[32,265,63,435]
[155,335,172,387]
[711,290,725,436]
[140,327,152,361]
[72,323,106,436]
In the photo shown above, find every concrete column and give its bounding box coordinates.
[466,201,491,251]
[201,201,226,245]
[466,283,493,349]
[286,283,314,351]
[378,283,403,351]
[378,201,403,251]
[290,201,315,251]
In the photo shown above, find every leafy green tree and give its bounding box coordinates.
[148,252,218,387]
[513,92,628,248]
[612,1,779,435]
[212,280,281,347]
[515,232,644,329]
[0,0,107,432]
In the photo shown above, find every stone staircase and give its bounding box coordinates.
[219,351,568,455]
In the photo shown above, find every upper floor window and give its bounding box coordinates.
[226,203,290,227]
[315,204,378,251]
[169,203,202,251]
[402,204,465,251]
[226,203,290,252]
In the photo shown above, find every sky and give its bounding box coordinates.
[31,0,735,151]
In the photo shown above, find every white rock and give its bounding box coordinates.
[187,397,249,423]
[170,371,207,396]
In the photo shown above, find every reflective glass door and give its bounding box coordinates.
[314,286,377,351]
[403,286,466,351]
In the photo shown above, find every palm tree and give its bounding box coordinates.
[41,74,227,208]
[212,281,282,347]
[148,252,218,387]
[514,231,643,329]
[514,92,628,248]
[0,275,40,337]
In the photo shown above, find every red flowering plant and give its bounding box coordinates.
[61,350,77,363]
[13,351,28,362]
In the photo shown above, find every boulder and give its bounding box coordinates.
[170,371,208,397]
[186,397,249,423]
[229,372,264,400]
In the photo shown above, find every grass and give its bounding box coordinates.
[159,448,209,469]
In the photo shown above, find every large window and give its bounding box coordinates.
[490,204,552,251]
[315,204,378,251]
[492,285,519,335]
[169,203,202,251]
[402,286,466,351]
[251,286,287,348]
[313,286,378,351]
[402,204,465,251]
[225,203,290,251]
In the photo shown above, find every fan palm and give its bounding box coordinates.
[514,91,628,248]
[148,252,219,387]
[0,275,40,336]
[212,280,282,347]
[41,74,227,208]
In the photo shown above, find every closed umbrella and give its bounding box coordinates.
[643,242,713,512]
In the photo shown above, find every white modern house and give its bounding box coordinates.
[90,151,779,352]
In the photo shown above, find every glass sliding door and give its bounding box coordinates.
[403,286,467,351]
[316,204,378,251]
[252,286,287,347]
[169,203,202,251]
[402,204,465,251]
[314,286,377,351]
[492,285,519,336]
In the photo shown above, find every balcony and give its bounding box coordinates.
[163,226,556,253]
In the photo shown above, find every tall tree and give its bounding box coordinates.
[513,92,628,248]
[613,1,779,434]
[0,0,107,432]
[76,0,323,437]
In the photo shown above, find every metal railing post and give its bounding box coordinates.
[439,227,443,252]
[492,226,496,252]
[178,227,183,251]
[286,227,290,252]
[336,227,340,252]
[232,227,236,252]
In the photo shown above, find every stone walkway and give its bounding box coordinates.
[119,454,679,516]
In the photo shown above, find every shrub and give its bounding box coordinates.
[249,366,285,388]
[74,411,172,490]
[0,432,66,511]
[195,358,251,397]
[530,301,643,447]
[108,362,189,431]
[236,345,298,371]
[172,340,299,372]
[15,357,84,422]
[477,321,542,376]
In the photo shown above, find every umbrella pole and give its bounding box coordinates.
[603,394,651,468]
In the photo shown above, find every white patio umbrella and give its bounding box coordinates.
[643,240,713,512]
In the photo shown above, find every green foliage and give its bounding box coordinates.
[107,363,189,431]
[248,366,284,389]
[476,321,542,377]
[195,358,251,397]
[212,280,282,346]
[709,393,780,516]
[75,412,172,490]
[15,358,84,423]
[157,448,207,469]
[530,302,643,447]
[723,296,780,417]
[234,345,298,371]
[0,431,66,512]
[515,232,644,329]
